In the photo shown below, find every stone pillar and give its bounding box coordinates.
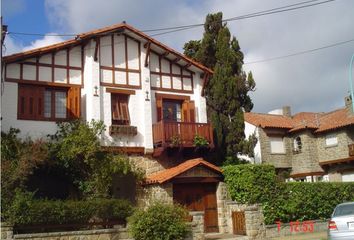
[187,211,205,240]
[216,182,230,233]
[1,222,13,240]
[245,205,266,240]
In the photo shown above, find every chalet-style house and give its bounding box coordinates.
[244,97,354,182]
[1,23,237,234]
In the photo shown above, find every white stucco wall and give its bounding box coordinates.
[238,122,262,164]
[2,35,209,152]
[1,82,58,139]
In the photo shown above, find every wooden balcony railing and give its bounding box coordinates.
[152,120,214,148]
[349,144,354,156]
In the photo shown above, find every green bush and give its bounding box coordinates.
[223,164,354,224]
[6,190,133,226]
[223,164,280,204]
[128,202,189,240]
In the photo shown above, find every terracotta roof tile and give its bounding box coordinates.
[244,112,293,129]
[145,158,222,185]
[315,108,354,133]
[244,107,354,134]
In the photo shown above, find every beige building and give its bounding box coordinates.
[244,97,354,182]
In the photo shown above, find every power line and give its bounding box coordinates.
[7,0,336,38]
[244,38,354,64]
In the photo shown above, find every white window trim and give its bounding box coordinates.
[325,133,338,147]
[269,136,285,154]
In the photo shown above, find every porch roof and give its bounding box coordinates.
[145,158,222,185]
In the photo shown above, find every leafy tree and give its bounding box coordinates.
[184,12,256,164]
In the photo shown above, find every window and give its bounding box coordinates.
[293,136,302,152]
[162,100,182,122]
[269,136,285,154]
[325,133,338,146]
[111,93,130,125]
[18,84,80,121]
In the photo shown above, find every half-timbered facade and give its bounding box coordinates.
[1,23,237,234]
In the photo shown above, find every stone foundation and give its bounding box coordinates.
[136,183,173,208]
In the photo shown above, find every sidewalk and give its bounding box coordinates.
[271,231,327,240]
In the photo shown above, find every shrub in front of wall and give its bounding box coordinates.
[128,202,189,240]
[222,164,354,225]
[7,190,134,226]
[222,164,280,204]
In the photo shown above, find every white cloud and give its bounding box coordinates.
[22,33,65,51]
[3,36,24,55]
[29,1,354,113]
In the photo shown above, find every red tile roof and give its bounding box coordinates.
[244,112,293,129]
[244,107,354,134]
[3,23,212,74]
[145,158,222,185]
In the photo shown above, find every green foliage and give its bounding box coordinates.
[6,190,133,226]
[128,202,189,240]
[184,12,256,164]
[223,164,354,224]
[170,135,182,147]
[193,134,209,147]
[48,120,141,198]
[223,164,279,204]
[1,128,49,217]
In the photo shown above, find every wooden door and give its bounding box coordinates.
[232,211,246,235]
[204,184,219,233]
[173,183,219,233]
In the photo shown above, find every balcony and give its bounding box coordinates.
[152,121,214,149]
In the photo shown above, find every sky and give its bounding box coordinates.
[2,0,354,114]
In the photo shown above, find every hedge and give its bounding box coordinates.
[128,202,189,240]
[223,164,354,224]
[6,191,134,226]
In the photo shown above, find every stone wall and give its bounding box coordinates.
[2,214,205,240]
[265,220,328,238]
[317,127,354,163]
[224,202,266,239]
[258,128,292,169]
[136,183,173,208]
[290,130,323,175]
[216,182,230,233]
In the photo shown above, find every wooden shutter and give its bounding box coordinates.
[120,96,130,124]
[182,100,195,122]
[112,95,120,120]
[188,101,195,123]
[156,96,163,122]
[67,87,81,119]
[18,84,44,120]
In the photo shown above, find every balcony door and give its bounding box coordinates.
[156,95,195,123]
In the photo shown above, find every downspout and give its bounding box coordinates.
[350,53,354,112]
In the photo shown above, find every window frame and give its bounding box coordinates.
[269,136,286,154]
[17,83,72,122]
[111,93,131,126]
[325,133,338,147]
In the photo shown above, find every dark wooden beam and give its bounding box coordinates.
[162,51,169,57]
[94,38,100,62]
[172,58,181,64]
[183,63,192,69]
[144,42,151,67]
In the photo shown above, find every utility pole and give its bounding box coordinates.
[350,53,354,113]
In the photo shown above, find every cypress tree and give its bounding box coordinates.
[184,12,255,164]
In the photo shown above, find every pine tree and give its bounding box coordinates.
[184,12,255,164]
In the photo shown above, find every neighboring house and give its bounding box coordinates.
[244,97,354,182]
[1,23,233,233]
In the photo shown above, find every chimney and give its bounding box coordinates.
[345,96,353,115]
[282,106,291,117]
